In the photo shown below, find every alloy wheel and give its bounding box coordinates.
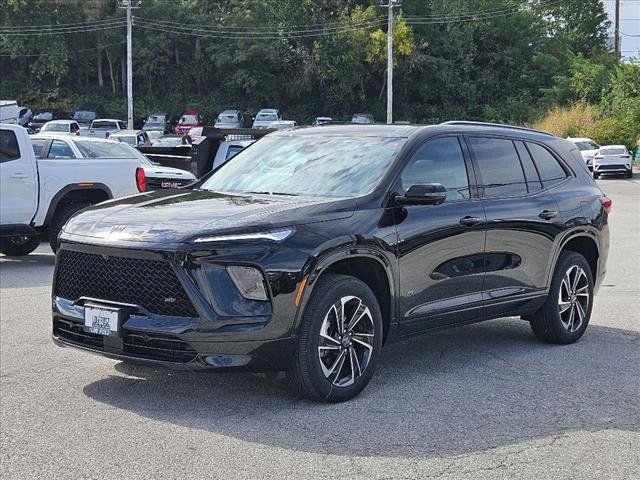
[558,265,590,333]
[317,295,375,387]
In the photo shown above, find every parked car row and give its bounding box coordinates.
[566,137,633,178]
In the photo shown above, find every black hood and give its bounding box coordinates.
[62,189,355,244]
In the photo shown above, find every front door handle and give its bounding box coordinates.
[538,210,558,220]
[11,173,29,179]
[459,216,482,227]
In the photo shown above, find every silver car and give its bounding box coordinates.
[252,109,281,129]
[214,110,245,129]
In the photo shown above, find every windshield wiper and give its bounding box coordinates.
[246,191,299,196]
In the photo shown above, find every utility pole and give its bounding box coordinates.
[614,0,621,57]
[382,0,401,125]
[118,1,141,129]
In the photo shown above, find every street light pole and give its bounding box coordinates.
[382,0,401,125]
[126,2,133,129]
[118,1,140,129]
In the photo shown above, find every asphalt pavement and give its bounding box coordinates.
[1,175,639,479]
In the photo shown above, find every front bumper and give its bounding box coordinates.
[52,242,298,371]
[593,164,631,174]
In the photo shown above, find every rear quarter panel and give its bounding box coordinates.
[32,157,140,225]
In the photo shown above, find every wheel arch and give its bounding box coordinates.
[296,248,397,344]
[550,230,600,285]
[43,183,113,226]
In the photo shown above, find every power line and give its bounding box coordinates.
[0,22,126,36]
[134,16,385,36]
[0,42,126,57]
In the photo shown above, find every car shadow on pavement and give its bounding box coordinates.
[83,318,640,458]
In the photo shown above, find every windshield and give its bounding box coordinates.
[179,115,198,124]
[600,148,626,155]
[217,114,237,123]
[74,140,150,164]
[575,141,599,151]
[34,112,53,121]
[201,135,406,197]
[147,115,165,124]
[42,123,68,132]
[91,121,116,129]
[256,113,278,121]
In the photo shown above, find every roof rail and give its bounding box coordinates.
[440,121,554,137]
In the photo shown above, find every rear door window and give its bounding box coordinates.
[526,143,567,188]
[468,137,527,198]
[514,141,542,192]
[0,130,20,162]
[31,139,48,158]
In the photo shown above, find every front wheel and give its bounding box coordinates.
[529,251,594,344]
[593,172,599,179]
[288,274,383,402]
[626,169,633,178]
[0,235,40,256]
[48,202,91,252]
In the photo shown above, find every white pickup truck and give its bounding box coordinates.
[80,118,127,138]
[0,124,141,256]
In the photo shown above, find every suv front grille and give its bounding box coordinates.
[55,250,197,317]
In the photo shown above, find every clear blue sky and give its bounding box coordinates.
[603,0,640,59]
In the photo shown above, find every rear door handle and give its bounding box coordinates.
[538,210,558,220]
[459,216,482,227]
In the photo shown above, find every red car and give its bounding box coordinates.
[174,109,204,136]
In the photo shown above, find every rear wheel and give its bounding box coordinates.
[288,274,383,402]
[529,251,594,344]
[0,235,40,256]
[48,202,91,252]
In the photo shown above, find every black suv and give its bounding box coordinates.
[52,122,610,402]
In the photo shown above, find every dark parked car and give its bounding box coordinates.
[28,111,55,132]
[52,122,610,402]
[72,107,104,126]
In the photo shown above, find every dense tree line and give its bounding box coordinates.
[1,0,638,146]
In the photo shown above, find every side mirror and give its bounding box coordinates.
[396,183,447,206]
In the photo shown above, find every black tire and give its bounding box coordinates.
[48,202,91,252]
[626,169,633,178]
[287,274,384,402]
[529,251,594,344]
[593,172,599,179]
[0,235,40,256]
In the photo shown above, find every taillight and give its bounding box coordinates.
[600,196,612,213]
[136,167,146,192]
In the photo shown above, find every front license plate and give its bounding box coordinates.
[84,305,120,336]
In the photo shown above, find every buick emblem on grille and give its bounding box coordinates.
[164,297,176,303]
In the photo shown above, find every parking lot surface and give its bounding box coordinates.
[1,176,639,480]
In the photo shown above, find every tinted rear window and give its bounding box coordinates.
[469,137,527,198]
[526,143,567,187]
[31,139,47,157]
[600,148,626,155]
[0,130,20,162]
[514,141,542,193]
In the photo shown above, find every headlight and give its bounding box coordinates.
[193,228,293,243]
[226,266,268,301]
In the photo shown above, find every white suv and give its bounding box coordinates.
[567,137,600,170]
[592,145,633,179]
